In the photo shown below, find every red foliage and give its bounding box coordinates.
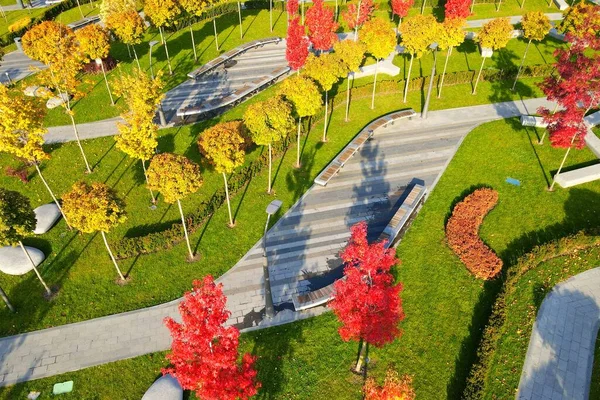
[4,166,29,183]
[538,108,588,149]
[286,16,310,70]
[287,0,299,16]
[305,0,339,51]
[82,56,117,75]
[364,369,416,400]
[329,222,404,347]
[444,0,471,20]
[163,276,260,400]
[342,0,376,30]
[445,188,503,280]
[390,0,414,19]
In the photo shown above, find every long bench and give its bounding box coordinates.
[314,109,416,186]
[554,164,600,188]
[553,0,568,10]
[187,37,283,79]
[520,115,548,128]
[67,16,100,30]
[292,182,425,311]
[585,130,600,159]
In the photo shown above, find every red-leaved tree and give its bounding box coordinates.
[163,276,260,400]
[390,0,414,30]
[287,0,299,14]
[343,0,376,40]
[286,16,310,71]
[329,222,404,374]
[305,0,339,52]
[444,0,471,19]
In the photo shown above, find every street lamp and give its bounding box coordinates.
[262,199,282,319]
[421,42,438,120]
[149,40,159,80]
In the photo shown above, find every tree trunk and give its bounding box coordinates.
[238,1,243,39]
[397,18,401,35]
[296,117,302,167]
[345,74,352,122]
[159,25,165,45]
[323,90,329,142]
[512,39,531,91]
[101,231,125,280]
[355,340,369,373]
[126,43,132,58]
[177,199,195,259]
[438,46,452,98]
[223,172,234,227]
[371,61,379,109]
[549,147,571,191]
[521,0,525,8]
[335,0,338,18]
[99,59,114,105]
[75,0,84,19]
[353,0,362,42]
[160,27,173,75]
[270,0,273,32]
[267,143,273,193]
[141,160,156,204]
[421,0,426,14]
[34,164,71,228]
[472,56,486,95]
[301,0,304,24]
[132,45,141,70]
[190,25,198,62]
[0,285,14,312]
[213,15,220,51]
[470,0,475,13]
[20,241,51,296]
[496,0,502,11]
[67,108,92,173]
[403,54,414,103]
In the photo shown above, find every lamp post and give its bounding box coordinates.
[0,286,14,313]
[262,199,282,319]
[149,40,159,80]
[421,42,438,120]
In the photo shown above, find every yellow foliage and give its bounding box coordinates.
[144,0,181,28]
[105,10,145,45]
[146,153,203,204]
[478,18,512,50]
[334,39,366,74]
[114,69,164,121]
[22,21,81,66]
[559,2,600,39]
[302,53,345,92]
[198,121,248,174]
[521,11,551,42]
[8,17,31,33]
[76,24,110,61]
[100,0,136,23]
[278,75,322,118]
[179,0,210,16]
[400,14,440,58]
[244,96,295,147]
[360,17,397,60]
[437,17,465,51]
[116,113,158,161]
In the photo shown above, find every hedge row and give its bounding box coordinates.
[445,188,503,280]
[462,230,600,399]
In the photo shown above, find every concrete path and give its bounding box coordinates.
[466,13,564,28]
[45,117,122,144]
[0,51,45,85]
[0,97,556,387]
[2,0,46,12]
[517,268,600,400]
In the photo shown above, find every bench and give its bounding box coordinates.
[585,130,600,159]
[548,28,566,41]
[553,0,568,10]
[314,161,343,186]
[292,280,337,311]
[520,115,548,128]
[585,110,600,128]
[554,164,600,188]
[67,16,100,30]
[378,184,426,247]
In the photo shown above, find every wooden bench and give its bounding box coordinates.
[379,184,426,247]
[314,161,343,186]
[292,281,337,311]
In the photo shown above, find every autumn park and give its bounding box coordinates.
[0,0,599,397]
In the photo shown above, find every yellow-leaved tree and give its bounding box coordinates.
[22,21,92,173]
[198,121,249,227]
[333,40,366,122]
[302,53,345,142]
[244,96,295,194]
[100,0,136,23]
[279,75,323,168]
[62,182,128,282]
[114,68,165,121]
[105,9,146,69]
[0,86,70,227]
[76,24,114,105]
[437,18,465,98]
[360,17,397,109]
[473,18,512,94]
[179,0,208,61]
[146,153,203,261]
[144,0,181,75]
[512,11,550,91]
[401,14,440,103]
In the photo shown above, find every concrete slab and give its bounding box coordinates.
[142,374,183,400]
[0,246,45,276]
[33,203,62,234]
[554,164,600,188]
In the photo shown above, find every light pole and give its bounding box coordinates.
[421,42,438,120]
[262,199,282,319]
[149,40,159,80]
[0,286,14,313]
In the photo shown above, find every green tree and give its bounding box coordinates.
[0,189,52,296]
[512,12,550,91]
[146,153,203,260]
[144,0,180,75]
[360,17,397,109]
[303,53,345,142]
[76,24,114,105]
[437,18,465,98]
[334,40,366,122]
[244,96,294,194]
[400,15,439,103]
[473,18,512,94]
[105,10,146,69]
[278,75,322,168]
[198,121,248,227]
[0,86,70,228]
[62,182,128,281]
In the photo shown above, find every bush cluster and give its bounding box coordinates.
[8,17,32,33]
[445,188,503,280]
[82,56,117,74]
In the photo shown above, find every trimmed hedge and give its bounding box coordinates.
[446,188,503,280]
[463,231,600,399]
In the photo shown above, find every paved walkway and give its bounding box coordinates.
[466,13,563,28]
[0,51,45,85]
[0,97,556,387]
[517,267,600,400]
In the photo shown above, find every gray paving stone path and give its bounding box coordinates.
[517,267,600,400]
[465,13,563,28]
[0,97,556,387]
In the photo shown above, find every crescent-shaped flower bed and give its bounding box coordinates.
[445,188,503,280]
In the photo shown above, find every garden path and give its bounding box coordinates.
[517,267,600,400]
[0,97,556,387]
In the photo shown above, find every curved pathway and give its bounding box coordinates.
[517,268,600,400]
[0,97,556,387]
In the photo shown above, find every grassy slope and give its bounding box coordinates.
[2,114,600,400]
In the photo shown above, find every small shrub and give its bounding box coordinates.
[82,56,117,74]
[445,187,503,280]
[4,165,29,183]
[8,17,31,33]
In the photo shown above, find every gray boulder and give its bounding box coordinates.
[0,246,45,276]
[33,203,62,234]
[46,93,71,109]
[142,375,183,400]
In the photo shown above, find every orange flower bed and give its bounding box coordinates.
[446,188,503,280]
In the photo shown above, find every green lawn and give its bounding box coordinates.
[0,7,45,37]
[2,110,600,399]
